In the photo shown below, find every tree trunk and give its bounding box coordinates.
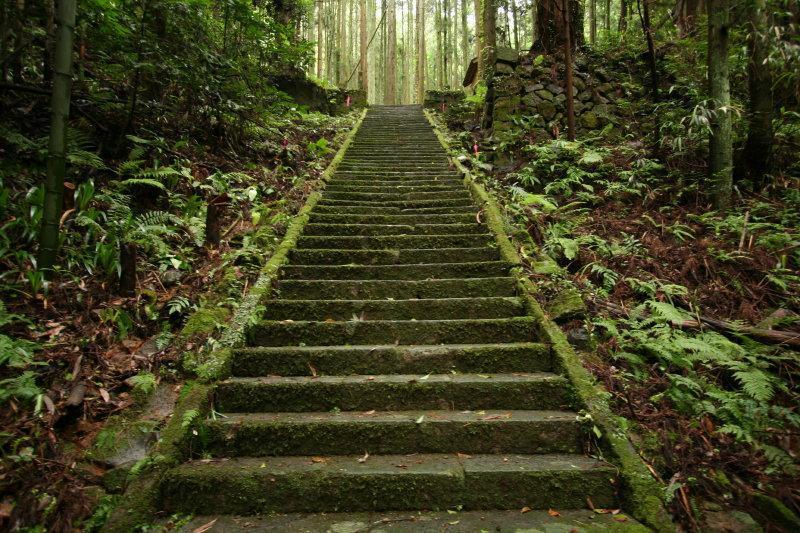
[38,0,76,274]
[590,0,597,44]
[359,0,369,92]
[619,0,628,32]
[461,0,469,75]
[474,0,483,81]
[387,0,397,103]
[637,0,658,100]
[743,0,773,190]
[443,0,450,88]
[563,0,575,140]
[707,0,733,210]
[204,194,228,247]
[604,0,611,36]
[417,0,427,102]
[119,242,138,296]
[535,0,582,53]
[44,0,55,82]
[481,0,496,83]
[317,1,323,79]
[512,0,520,51]
[675,0,704,37]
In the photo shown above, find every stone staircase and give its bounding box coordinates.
[160,106,629,530]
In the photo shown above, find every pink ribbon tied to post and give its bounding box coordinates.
[346,95,352,107]
[473,142,479,157]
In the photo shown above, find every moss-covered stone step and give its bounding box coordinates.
[328,179,464,188]
[215,373,571,412]
[308,213,477,225]
[318,197,474,209]
[274,277,516,300]
[159,454,616,514]
[313,204,478,215]
[203,410,583,457]
[324,191,471,202]
[288,247,500,265]
[246,317,536,347]
[261,297,524,321]
[325,184,464,193]
[333,172,462,180]
[176,509,647,532]
[280,261,512,280]
[296,234,491,250]
[231,342,553,376]
[301,223,484,237]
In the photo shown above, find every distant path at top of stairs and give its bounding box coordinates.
[158,105,645,532]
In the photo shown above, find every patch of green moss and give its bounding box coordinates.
[180,306,231,340]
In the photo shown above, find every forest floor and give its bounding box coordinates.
[433,49,800,531]
[0,95,359,529]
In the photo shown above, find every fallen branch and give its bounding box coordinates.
[594,300,800,348]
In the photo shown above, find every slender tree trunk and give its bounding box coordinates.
[387,0,397,103]
[407,0,414,103]
[743,0,773,190]
[119,243,138,296]
[619,0,628,32]
[707,0,733,209]
[439,0,450,89]
[317,1,323,78]
[417,0,426,102]
[38,0,76,274]
[461,0,469,74]
[637,0,658,100]
[44,0,55,82]
[481,0,496,83]
[589,0,597,44]
[359,0,369,92]
[511,0,520,51]
[604,0,611,36]
[474,0,483,81]
[563,0,575,140]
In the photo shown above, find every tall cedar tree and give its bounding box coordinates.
[707,0,734,209]
[743,0,774,189]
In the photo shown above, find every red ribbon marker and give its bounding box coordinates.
[346,95,352,107]
[473,142,479,156]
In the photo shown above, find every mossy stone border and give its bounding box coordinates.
[424,109,674,533]
[184,108,368,381]
[102,109,368,531]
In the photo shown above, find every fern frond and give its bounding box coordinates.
[117,178,166,191]
[733,369,774,402]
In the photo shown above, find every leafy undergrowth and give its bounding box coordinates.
[0,105,357,529]
[433,55,800,529]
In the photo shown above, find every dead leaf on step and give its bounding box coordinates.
[613,515,628,522]
[358,451,370,463]
[547,509,561,517]
[99,388,111,403]
[394,463,408,468]
[192,518,218,533]
[456,452,472,460]
[481,413,512,421]
[311,456,328,464]
[307,362,318,378]
[363,409,376,415]
[586,497,596,510]
[520,507,532,514]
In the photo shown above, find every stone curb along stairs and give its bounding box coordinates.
[106,106,673,532]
